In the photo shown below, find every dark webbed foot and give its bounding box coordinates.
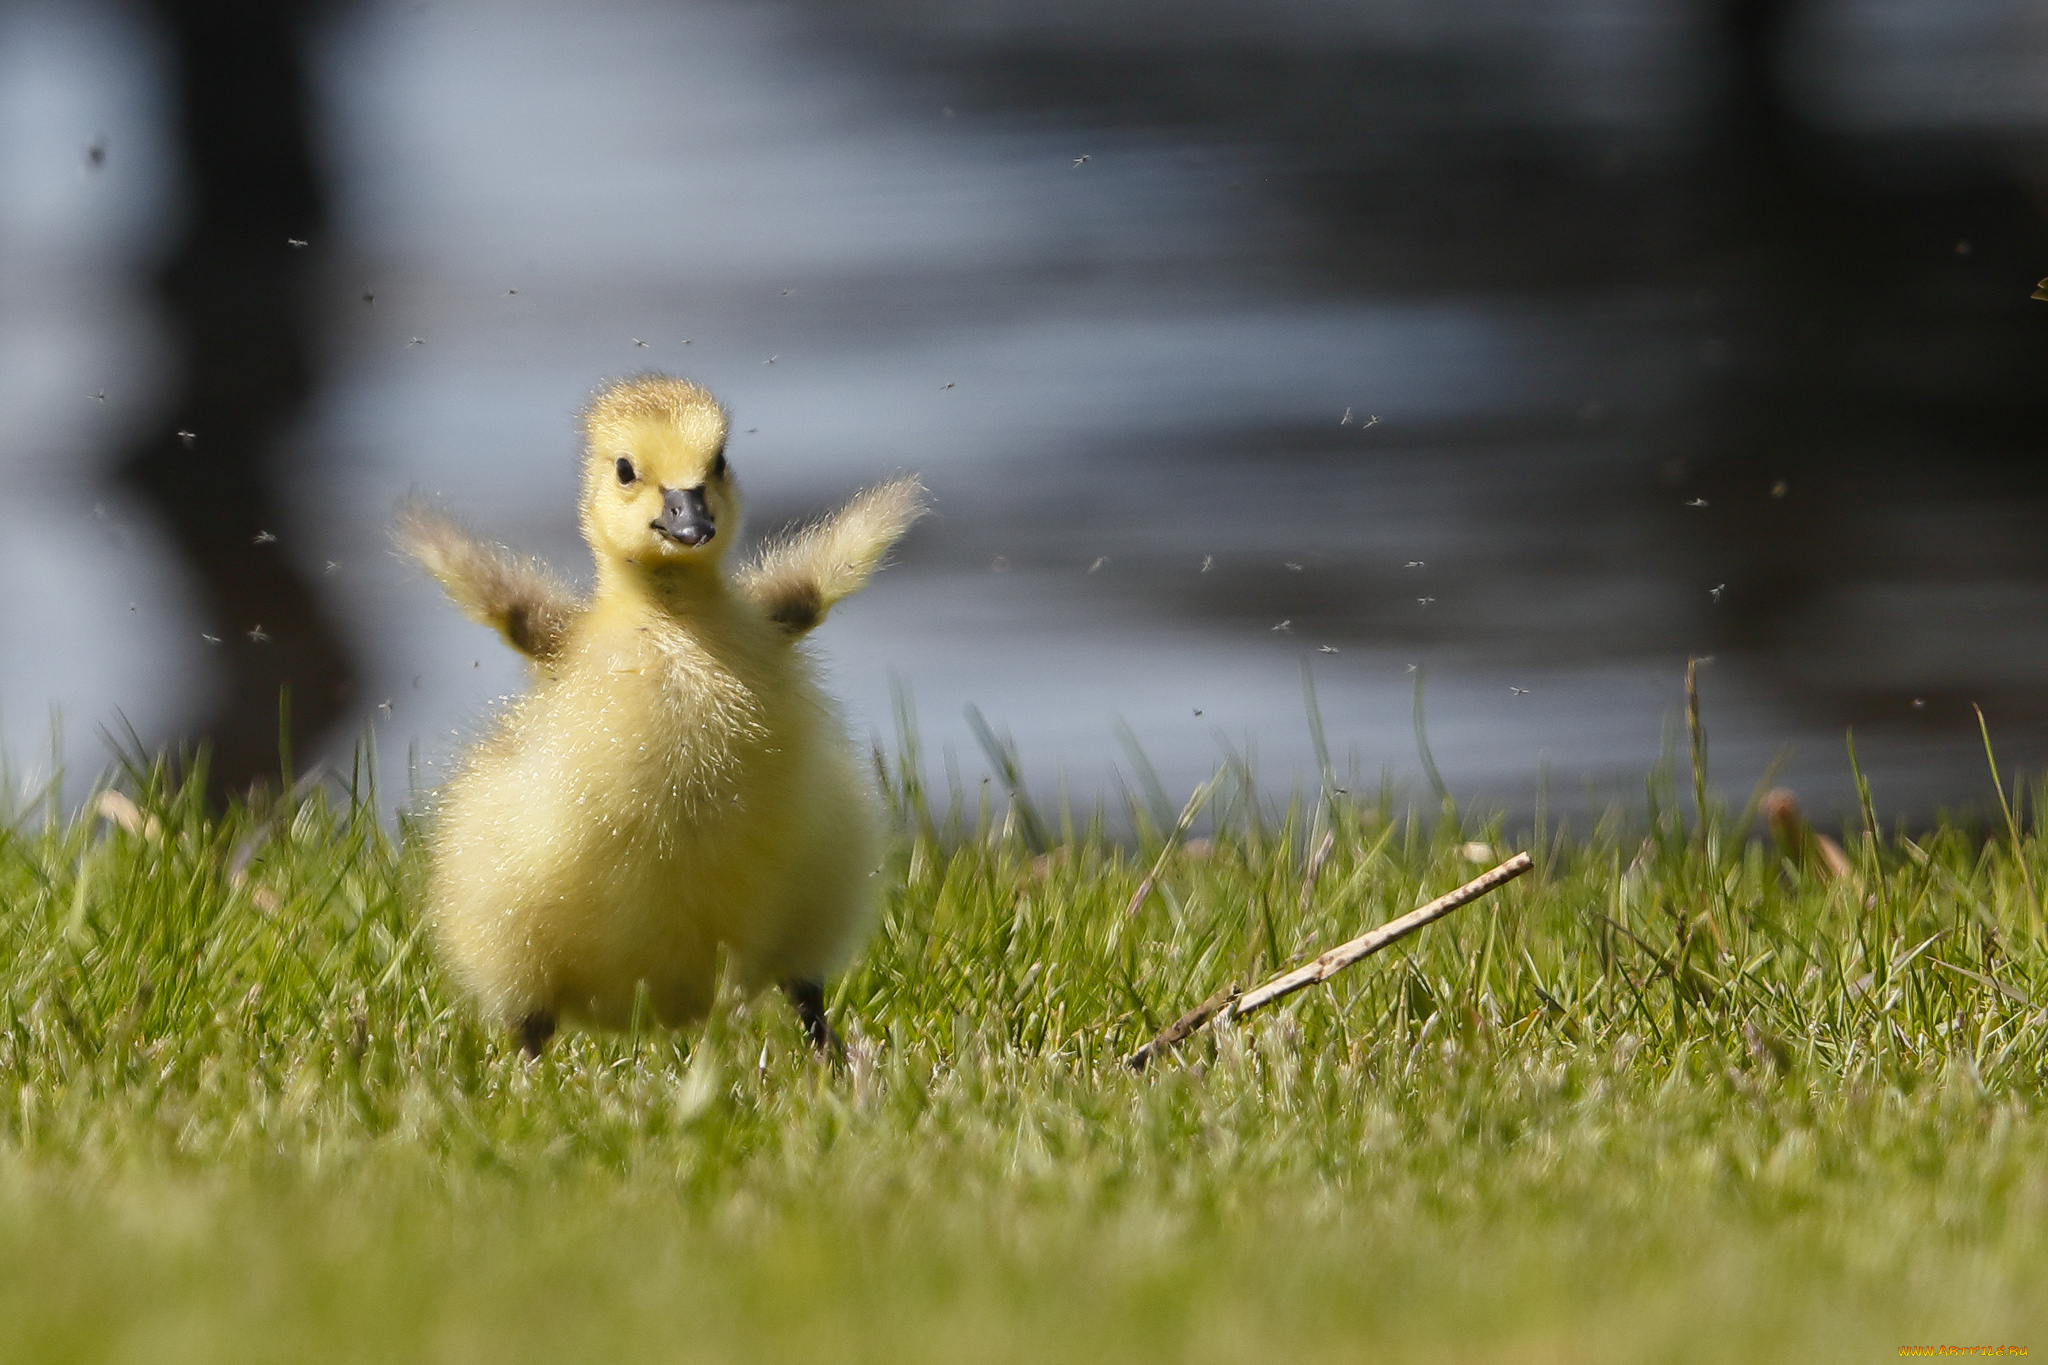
[517,1011,556,1058]
[780,979,846,1067]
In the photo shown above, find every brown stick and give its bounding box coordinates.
[1125,851,1534,1071]
[1127,983,1242,1068]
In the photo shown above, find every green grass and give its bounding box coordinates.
[2,734,2045,1363]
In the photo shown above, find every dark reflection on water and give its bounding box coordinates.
[7,0,2048,822]
[800,0,2048,815]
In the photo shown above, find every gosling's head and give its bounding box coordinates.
[579,375,736,569]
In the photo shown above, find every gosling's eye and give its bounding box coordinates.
[615,456,636,485]
[710,448,727,479]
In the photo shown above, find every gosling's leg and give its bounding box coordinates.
[516,1010,556,1058]
[780,979,846,1067]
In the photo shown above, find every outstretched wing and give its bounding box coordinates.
[735,475,926,637]
[393,498,584,663]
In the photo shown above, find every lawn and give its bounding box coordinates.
[0,728,2042,1362]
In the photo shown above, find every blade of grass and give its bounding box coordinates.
[965,705,1048,855]
[1975,704,2039,937]
[1412,666,1450,809]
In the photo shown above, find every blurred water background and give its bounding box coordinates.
[4,0,2048,824]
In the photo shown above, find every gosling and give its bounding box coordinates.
[396,375,924,1059]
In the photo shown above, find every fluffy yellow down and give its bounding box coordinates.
[405,374,923,1035]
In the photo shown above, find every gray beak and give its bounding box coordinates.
[651,485,715,546]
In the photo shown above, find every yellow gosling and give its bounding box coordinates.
[396,374,925,1057]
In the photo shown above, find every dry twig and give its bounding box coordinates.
[1126,851,1534,1070]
